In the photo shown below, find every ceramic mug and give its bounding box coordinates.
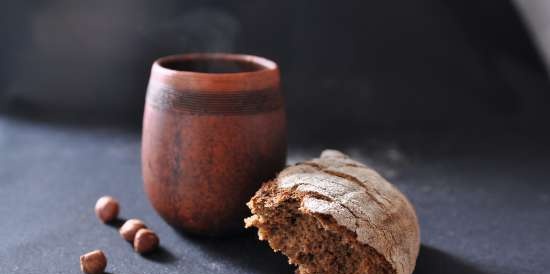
[142,53,286,235]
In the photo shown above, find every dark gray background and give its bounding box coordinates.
[2,0,550,142]
[1,1,549,274]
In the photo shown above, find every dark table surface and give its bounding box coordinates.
[0,115,549,274]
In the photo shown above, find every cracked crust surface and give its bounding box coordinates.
[246,150,420,274]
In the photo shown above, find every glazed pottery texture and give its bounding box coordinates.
[142,53,286,235]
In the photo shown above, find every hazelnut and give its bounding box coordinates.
[119,219,147,241]
[95,196,119,223]
[133,228,159,254]
[80,250,107,274]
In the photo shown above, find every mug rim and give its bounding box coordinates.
[154,53,278,77]
[150,53,280,92]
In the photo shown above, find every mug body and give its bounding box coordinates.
[142,53,286,235]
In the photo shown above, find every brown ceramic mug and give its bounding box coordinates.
[142,53,286,236]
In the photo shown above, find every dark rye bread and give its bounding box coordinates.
[245,150,420,274]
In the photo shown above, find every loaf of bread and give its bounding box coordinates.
[245,150,420,274]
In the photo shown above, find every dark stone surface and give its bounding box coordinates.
[0,115,549,274]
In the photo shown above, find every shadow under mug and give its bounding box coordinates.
[142,53,287,236]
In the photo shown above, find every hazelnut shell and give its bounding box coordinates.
[133,228,159,254]
[80,250,107,274]
[119,219,147,241]
[94,196,119,223]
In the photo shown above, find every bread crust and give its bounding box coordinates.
[247,150,420,274]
